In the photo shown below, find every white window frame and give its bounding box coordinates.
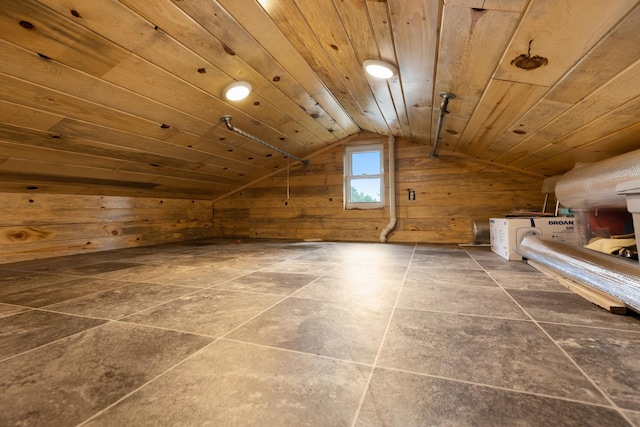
[344,143,384,209]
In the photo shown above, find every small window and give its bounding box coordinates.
[345,144,384,209]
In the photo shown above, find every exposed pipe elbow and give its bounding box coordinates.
[380,219,397,243]
[380,135,397,243]
[220,115,234,131]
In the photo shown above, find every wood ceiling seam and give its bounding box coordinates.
[502,55,640,169]
[256,0,382,133]
[173,0,353,138]
[523,121,640,175]
[334,0,403,136]
[215,0,358,134]
[0,70,277,173]
[33,0,344,162]
[292,0,390,135]
[512,96,640,171]
[114,0,340,146]
[388,0,440,145]
[0,41,297,173]
[434,4,525,153]
[365,1,412,138]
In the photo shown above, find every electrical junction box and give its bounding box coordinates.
[490,217,579,260]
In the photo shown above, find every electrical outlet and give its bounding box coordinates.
[408,190,416,200]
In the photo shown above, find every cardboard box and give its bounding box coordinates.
[490,217,579,260]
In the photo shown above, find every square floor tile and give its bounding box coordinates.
[410,256,481,270]
[0,322,212,426]
[0,271,77,295]
[477,259,537,273]
[54,262,144,276]
[0,278,126,308]
[507,290,640,330]
[94,264,200,282]
[46,282,198,319]
[490,271,572,292]
[356,368,628,427]
[217,271,318,295]
[377,309,607,404]
[405,266,497,287]
[544,323,640,411]
[0,310,105,360]
[397,282,528,319]
[293,274,402,308]
[326,264,408,283]
[139,265,252,288]
[84,340,369,427]
[227,297,391,363]
[262,260,339,275]
[122,289,282,336]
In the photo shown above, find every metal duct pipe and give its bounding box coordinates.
[517,235,640,312]
[555,148,640,209]
[220,115,310,167]
[430,92,456,159]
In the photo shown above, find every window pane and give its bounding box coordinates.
[350,178,381,202]
[352,151,380,175]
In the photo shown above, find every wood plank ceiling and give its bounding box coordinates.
[0,0,639,199]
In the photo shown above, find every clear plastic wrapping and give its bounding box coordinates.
[555,149,640,209]
[518,235,640,313]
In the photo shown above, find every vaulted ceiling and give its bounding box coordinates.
[1,0,639,199]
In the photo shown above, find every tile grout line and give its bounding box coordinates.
[463,247,634,424]
[77,241,340,425]
[349,242,418,427]
[375,364,629,410]
[76,335,223,427]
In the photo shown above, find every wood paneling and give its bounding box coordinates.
[0,192,214,263]
[0,0,639,201]
[213,135,544,243]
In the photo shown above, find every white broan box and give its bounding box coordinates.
[490,217,579,260]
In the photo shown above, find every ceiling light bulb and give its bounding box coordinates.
[223,81,252,101]
[363,59,397,79]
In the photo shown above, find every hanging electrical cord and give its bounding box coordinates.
[220,115,310,167]
[286,156,290,200]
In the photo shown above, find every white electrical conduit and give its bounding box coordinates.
[220,115,310,167]
[380,135,396,242]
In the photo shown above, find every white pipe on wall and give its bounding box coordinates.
[380,135,397,243]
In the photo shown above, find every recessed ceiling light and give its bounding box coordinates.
[223,81,252,101]
[363,59,398,79]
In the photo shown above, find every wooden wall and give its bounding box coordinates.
[1,193,214,264]
[213,134,545,243]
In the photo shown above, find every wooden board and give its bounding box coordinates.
[528,260,627,315]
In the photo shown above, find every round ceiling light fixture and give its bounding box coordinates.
[223,81,252,101]
[363,59,398,79]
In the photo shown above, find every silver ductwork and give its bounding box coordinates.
[517,235,640,312]
[555,149,640,209]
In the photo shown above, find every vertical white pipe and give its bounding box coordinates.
[380,135,396,242]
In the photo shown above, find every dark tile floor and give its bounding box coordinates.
[1,239,639,426]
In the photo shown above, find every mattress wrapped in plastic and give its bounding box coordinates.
[517,235,640,312]
[555,149,640,209]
